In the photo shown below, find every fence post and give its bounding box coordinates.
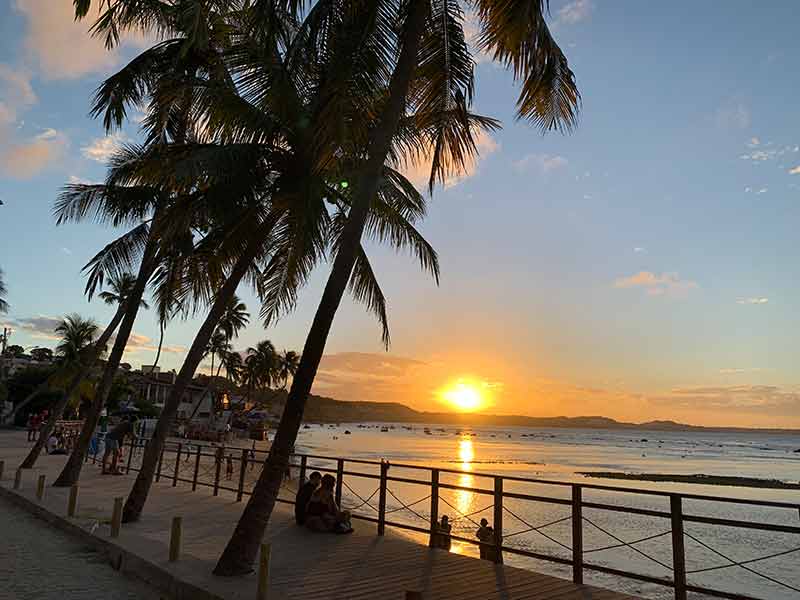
[670,495,687,600]
[125,438,134,474]
[111,496,123,538]
[172,443,182,487]
[213,446,224,496]
[378,460,389,536]
[36,474,46,501]
[257,543,271,600]
[428,469,439,548]
[405,593,422,600]
[68,484,79,517]
[156,443,165,482]
[0,460,5,482]
[169,516,182,562]
[299,455,307,483]
[572,485,583,584]
[13,468,22,490]
[192,445,201,491]
[335,459,344,506]
[237,448,248,502]
[493,476,504,564]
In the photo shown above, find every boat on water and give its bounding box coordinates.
[380,426,389,432]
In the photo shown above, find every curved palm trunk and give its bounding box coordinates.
[18,306,126,468]
[213,1,428,575]
[151,321,165,370]
[53,239,159,487]
[122,223,272,523]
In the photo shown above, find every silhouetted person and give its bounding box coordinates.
[435,515,452,550]
[476,518,495,561]
[295,471,322,525]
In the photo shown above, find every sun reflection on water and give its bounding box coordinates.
[449,437,478,556]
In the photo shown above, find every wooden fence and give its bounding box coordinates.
[105,438,800,600]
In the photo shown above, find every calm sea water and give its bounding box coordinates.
[292,423,800,600]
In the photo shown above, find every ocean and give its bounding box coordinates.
[292,423,800,599]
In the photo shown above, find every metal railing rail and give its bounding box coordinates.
[109,438,800,600]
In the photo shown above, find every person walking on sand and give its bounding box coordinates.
[102,418,134,475]
[226,453,234,480]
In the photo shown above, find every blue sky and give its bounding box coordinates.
[1,1,798,427]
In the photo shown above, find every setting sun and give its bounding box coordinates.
[440,381,485,412]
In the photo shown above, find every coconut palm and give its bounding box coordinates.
[19,314,99,468]
[217,295,249,342]
[275,350,299,390]
[221,349,243,386]
[215,0,579,574]
[0,267,8,314]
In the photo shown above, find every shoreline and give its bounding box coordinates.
[578,471,800,490]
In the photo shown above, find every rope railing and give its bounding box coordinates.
[110,438,799,600]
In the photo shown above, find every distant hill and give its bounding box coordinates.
[272,392,798,433]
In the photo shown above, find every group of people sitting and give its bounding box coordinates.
[295,471,354,534]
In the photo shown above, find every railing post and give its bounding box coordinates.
[192,445,201,491]
[36,474,46,501]
[378,460,389,535]
[671,495,687,600]
[155,443,165,482]
[125,437,134,474]
[0,460,4,481]
[237,448,248,501]
[111,496,123,538]
[169,516,182,562]
[493,476,504,564]
[68,484,79,517]
[335,459,344,506]
[13,468,22,490]
[213,446,223,496]
[299,455,307,483]
[172,443,182,487]
[572,485,583,584]
[257,543,271,600]
[428,469,439,548]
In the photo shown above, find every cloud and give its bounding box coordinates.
[556,0,593,25]
[719,368,770,375]
[747,137,761,148]
[715,103,750,129]
[649,385,800,414]
[120,332,186,355]
[12,0,151,81]
[755,187,768,195]
[789,166,800,175]
[513,153,568,173]
[0,64,36,128]
[614,271,698,297]
[461,11,492,64]
[0,128,68,178]
[3,315,63,340]
[739,142,797,163]
[60,247,72,256]
[314,352,431,400]
[736,297,768,305]
[633,247,646,253]
[81,132,129,163]
[401,130,499,192]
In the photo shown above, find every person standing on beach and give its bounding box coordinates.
[102,418,134,475]
[27,413,37,442]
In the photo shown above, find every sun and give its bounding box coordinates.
[441,381,484,412]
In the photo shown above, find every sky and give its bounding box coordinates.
[1,1,799,428]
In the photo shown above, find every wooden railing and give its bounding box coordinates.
[107,438,800,600]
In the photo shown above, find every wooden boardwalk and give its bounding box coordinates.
[0,431,637,600]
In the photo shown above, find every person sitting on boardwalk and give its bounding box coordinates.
[295,471,322,525]
[434,515,452,550]
[102,418,134,475]
[476,518,496,561]
[305,474,353,534]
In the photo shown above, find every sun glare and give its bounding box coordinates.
[441,381,484,412]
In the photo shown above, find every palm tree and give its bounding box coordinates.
[217,296,249,342]
[276,350,299,390]
[0,267,8,314]
[4,271,141,428]
[20,314,98,468]
[221,349,243,387]
[215,0,579,575]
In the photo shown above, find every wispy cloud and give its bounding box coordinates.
[556,0,593,25]
[715,103,750,130]
[614,271,698,297]
[0,64,36,128]
[736,297,769,305]
[2,315,63,340]
[0,128,67,178]
[789,165,800,175]
[60,247,72,256]
[513,153,568,173]
[747,137,761,148]
[649,385,799,414]
[81,132,129,163]
[633,247,646,253]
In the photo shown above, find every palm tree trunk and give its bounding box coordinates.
[52,238,159,487]
[151,321,165,370]
[122,220,274,523]
[213,1,428,576]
